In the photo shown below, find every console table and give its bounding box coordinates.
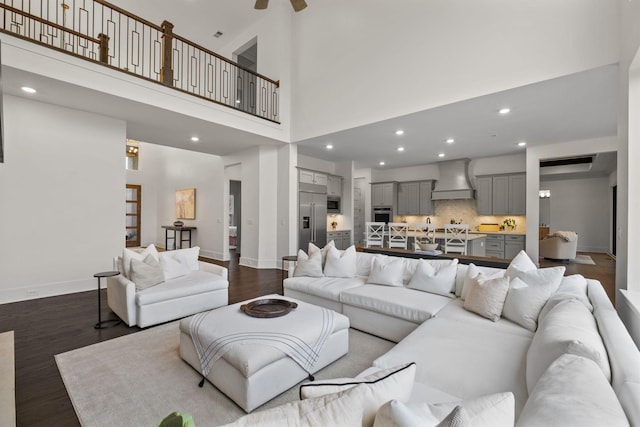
[162,226,197,250]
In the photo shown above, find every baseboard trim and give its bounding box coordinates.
[0,278,94,304]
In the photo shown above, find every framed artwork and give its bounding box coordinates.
[175,188,196,219]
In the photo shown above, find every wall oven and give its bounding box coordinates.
[327,196,341,214]
[372,207,393,224]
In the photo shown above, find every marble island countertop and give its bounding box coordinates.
[470,230,526,236]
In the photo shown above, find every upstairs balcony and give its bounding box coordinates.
[0,0,280,123]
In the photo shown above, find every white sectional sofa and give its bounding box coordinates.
[107,245,228,328]
[281,248,640,426]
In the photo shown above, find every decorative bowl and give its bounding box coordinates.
[419,243,438,251]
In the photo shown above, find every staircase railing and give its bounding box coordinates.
[0,0,280,123]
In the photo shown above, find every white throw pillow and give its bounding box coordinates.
[501,266,565,331]
[300,362,416,427]
[367,257,405,287]
[159,251,191,280]
[436,406,470,427]
[293,248,324,277]
[526,299,611,393]
[309,240,336,267]
[324,245,357,278]
[373,393,515,427]
[130,254,164,290]
[174,246,200,271]
[122,244,159,279]
[504,250,537,277]
[463,274,510,322]
[407,259,458,297]
[221,383,367,427]
[461,264,503,301]
[517,354,629,427]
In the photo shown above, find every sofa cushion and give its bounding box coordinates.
[340,285,452,323]
[300,363,416,427]
[504,250,537,277]
[407,259,458,298]
[501,266,565,331]
[324,245,357,278]
[294,248,324,277]
[356,253,382,277]
[460,264,504,301]
[221,383,367,427]
[374,316,531,416]
[130,254,165,290]
[367,257,405,287]
[538,274,593,322]
[463,275,510,322]
[526,299,611,393]
[374,392,515,427]
[516,354,629,427]
[284,276,366,302]
[309,240,335,267]
[135,270,227,306]
[159,250,191,280]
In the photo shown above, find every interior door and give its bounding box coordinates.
[125,184,141,247]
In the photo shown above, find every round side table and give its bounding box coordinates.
[94,271,122,329]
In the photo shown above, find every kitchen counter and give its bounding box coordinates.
[470,230,526,236]
[359,246,510,269]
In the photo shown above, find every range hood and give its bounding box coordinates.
[431,159,475,200]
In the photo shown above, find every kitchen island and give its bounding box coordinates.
[411,232,487,257]
[359,246,510,269]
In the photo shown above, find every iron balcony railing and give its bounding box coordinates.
[0,0,280,123]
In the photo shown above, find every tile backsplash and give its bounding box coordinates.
[396,199,526,232]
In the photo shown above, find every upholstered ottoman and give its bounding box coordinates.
[179,295,350,412]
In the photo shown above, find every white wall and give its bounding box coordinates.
[291,0,619,141]
[542,176,611,252]
[126,143,225,260]
[297,154,336,175]
[0,96,125,303]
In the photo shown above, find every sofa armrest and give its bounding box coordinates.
[199,261,228,280]
[107,275,137,326]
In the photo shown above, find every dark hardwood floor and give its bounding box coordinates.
[0,251,281,427]
[0,250,615,426]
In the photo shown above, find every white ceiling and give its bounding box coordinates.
[1,1,619,171]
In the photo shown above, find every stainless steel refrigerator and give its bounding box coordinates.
[299,191,327,250]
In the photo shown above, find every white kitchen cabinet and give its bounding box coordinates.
[327,175,342,196]
[371,183,395,206]
[299,170,327,186]
[476,173,525,215]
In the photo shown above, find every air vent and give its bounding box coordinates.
[540,156,593,168]
[540,155,594,176]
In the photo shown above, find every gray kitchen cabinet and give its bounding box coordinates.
[505,234,525,259]
[419,181,434,215]
[492,175,509,215]
[327,175,342,197]
[299,169,328,186]
[508,174,526,215]
[397,182,420,215]
[371,183,395,206]
[397,181,434,215]
[476,173,525,215]
[485,234,505,258]
[476,177,493,215]
[327,230,352,250]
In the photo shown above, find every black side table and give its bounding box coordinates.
[94,271,122,329]
[281,255,297,294]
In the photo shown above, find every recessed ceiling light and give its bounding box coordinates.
[518,141,527,147]
[190,137,200,142]
[438,153,445,158]
[326,144,333,150]
[499,107,511,114]
[21,86,36,94]
[397,147,405,152]
[446,138,454,144]
[395,130,404,136]
[379,161,385,166]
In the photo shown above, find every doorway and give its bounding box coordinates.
[354,178,366,246]
[233,39,257,115]
[125,184,141,247]
[230,180,241,255]
[612,185,617,255]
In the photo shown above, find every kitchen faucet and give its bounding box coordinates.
[426,217,431,224]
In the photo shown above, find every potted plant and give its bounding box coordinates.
[502,218,517,231]
[330,220,338,230]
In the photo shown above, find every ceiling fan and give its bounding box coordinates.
[255,0,308,12]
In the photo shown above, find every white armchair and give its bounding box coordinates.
[539,232,578,261]
[107,247,228,328]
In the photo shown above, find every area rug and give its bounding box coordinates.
[56,322,394,427]
[573,254,596,265]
